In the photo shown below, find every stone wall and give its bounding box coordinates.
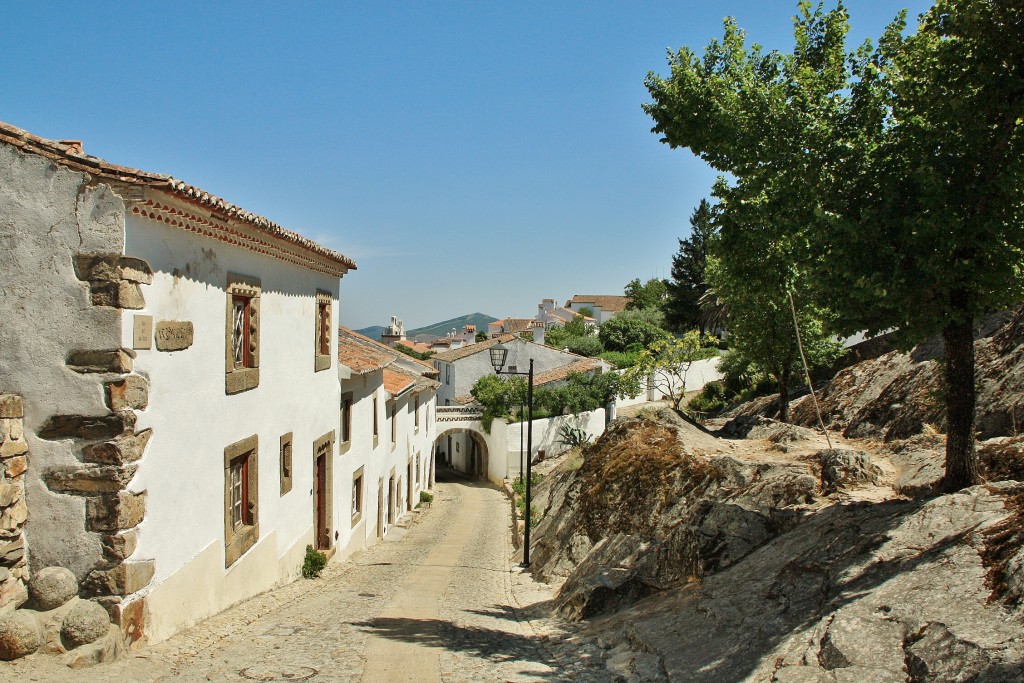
[0,141,154,644]
[0,394,29,613]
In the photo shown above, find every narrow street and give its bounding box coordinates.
[5,478,601,682]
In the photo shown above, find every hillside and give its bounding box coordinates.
[528,311,1024,682]
[408,312,496,338]
[356,313,498,341]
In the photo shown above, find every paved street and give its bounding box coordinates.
[3,477,608,682]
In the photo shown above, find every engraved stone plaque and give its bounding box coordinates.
[155,321,194,352]
[133,315,153,350]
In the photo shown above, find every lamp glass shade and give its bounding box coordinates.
[489,344,509,373]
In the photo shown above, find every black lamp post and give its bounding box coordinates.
[489,342,534,567]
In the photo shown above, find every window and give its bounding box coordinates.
[225,274,260,394]
[224,435,259,567]
[389,402,397,448]
[445,365,450,385]
[341,393,353,443]
[280,432,293,495]
[415,454,420,485]
[414,396,420,430]
[314,290,332,372]
[351,466,364,526]
[372,394,379,442]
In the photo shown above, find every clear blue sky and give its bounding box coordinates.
[3,1,932,330]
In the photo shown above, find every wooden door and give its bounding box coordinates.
[314,454,328,549]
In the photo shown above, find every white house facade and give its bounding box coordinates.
[0,122,355,645]
[337,328,438,557]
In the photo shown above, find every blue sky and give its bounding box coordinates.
[3,1,932,330]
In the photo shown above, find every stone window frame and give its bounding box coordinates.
[314,290,333,372]
[225,273,261,395]
[351,466,364,527]
[224,434,259,568]
[372,393,379,447]
[341,392,353,445]
[280,432,293,496]
[313,431,335,551]
[388,400,397,450]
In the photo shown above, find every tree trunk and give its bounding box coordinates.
[941,316,981,491]
[777,365,790,423]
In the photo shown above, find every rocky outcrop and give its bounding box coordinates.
[732,307,1024,444]
[567,482,1024,682]
[531,408,828,621]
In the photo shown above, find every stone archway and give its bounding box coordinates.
[434,428,489,480]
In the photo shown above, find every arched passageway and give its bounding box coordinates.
[434,428,489,481]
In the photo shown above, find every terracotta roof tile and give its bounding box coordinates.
[383,368,416,396]
[534,358,604,386]
[338,327,397,374]
[0,120,355,276]
[431,334,515,363]
[567,295,631,313]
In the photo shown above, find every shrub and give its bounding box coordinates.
[419,490,433,503]
[301,544,327,579]
[563,335,604,357]
[688,380,730,413]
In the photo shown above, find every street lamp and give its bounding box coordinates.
[489,342,534,567]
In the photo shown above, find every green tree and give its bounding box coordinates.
[618,332,719,410]
[666,199,717,333]
[470,374,527,433]
[645,0,1024,489]
[624,277,668,312]
[598,314,669,352]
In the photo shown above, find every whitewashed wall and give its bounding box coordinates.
[490,407,605,481]
[124,213,342,642]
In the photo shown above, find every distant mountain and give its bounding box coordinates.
[353,325,386,340]
[410,313,498,339]
[354,313,497,342]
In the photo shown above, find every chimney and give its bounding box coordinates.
[531,322,545,345]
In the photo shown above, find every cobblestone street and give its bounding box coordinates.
[1,478,608,682]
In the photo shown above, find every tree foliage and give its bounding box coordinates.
[470,374,527,433]
[618,332,719,410]
[624,277,668,312]
[598,313,669,352]
[645,0,1024,489]
[666,199,717,333]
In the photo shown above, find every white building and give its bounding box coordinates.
[432,335,599,407]
[0,122,355,645]
[336,328,439,554]
[565,294,631,324]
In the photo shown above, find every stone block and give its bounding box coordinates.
[44,464,138,495]
[0,499,26,529]
[0,482,18,507]
[82,430,152,465]
[0,396,22,419]
[0,419,28,458]
[0,578,27,614]
[0,538,24,565]
[4,457,26,479]
[86,491,146,532]
[66,349,134,374]
[106,376,148,412]
[90,281,145,310]
[82,560,154,597]
[38,412,135,442]
[100,530,138,563]
[74,254,153,285]
[154,321,194,351]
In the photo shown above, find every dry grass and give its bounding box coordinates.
[981,489,1024,606]
[576,417,721,539]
